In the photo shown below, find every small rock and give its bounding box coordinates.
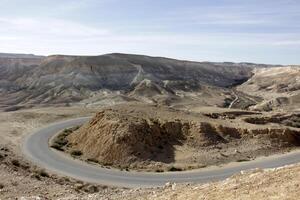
[172,183,176,190]
[74,183,84,191]
[234,149,240,154]
[165,182,171,187]
[84,185,99,193]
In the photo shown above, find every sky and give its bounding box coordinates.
[0,0,300,64]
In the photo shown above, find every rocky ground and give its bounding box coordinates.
[49,103,300,172]
[127,163,300,200]
[1,146,299,199]
[0,105,299,199]
[0,54,299,199]
[0,106,124,199]
[0,53,266,111]
[237,66,300,112]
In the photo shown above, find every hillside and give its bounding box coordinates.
[0,53,44,59]
[1,53,298,113]
[0,54,43,93]
[64,103,300,171]
[127,163,300,200]
[237,67,300,111]
[0,53,280,110]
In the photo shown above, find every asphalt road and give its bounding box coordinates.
[22,117,300,188]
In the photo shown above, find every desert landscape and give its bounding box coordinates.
[2,0,300,198]
[0,52,299,199]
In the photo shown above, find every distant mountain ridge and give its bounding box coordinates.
[0,53,44,59]
[0,53,284,109]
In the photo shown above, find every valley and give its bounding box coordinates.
[0,53,299,199]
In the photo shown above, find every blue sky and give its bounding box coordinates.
[0,0,300,64]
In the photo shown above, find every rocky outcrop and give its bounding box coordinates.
[66,107,300,168]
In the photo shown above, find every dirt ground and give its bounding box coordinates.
[0,105,299,199]
[63,103,300,172]
[0,106,115,199]
[1,149,299,199]
[126,163,300,200]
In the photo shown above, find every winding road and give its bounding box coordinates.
[22,117,300,188]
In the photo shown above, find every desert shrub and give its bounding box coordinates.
[87,158,99,163]
[83,185,99,193]
[72,126,81,131]
[50,143,64,151]
[37,169,49,177]
[62,128,72,134]
[31,173,41,180]
[56,177,71,185]
[168,166,182,171]
[75,183,84,192]
[237,158,250,162]
[50,127,77,151]
[71,150,82,156]
[20,163,30,170]
[11,159,20,167]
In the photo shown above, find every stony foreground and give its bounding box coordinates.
[1,158,299,199]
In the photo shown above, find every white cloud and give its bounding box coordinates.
[1,16,300,56]
[0,13,299,65]
[0,17,110,38]
[272,40,300,46]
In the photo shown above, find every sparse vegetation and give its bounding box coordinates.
[11,159,20,167]
[84,185,99,193]
[50,126,81,151]
[31,173,41,181]
[237,158,250,162]
[37,169,50,177]
[245,114,300,128]
[168,166,182,172]
[86,158,99,164]
[71,150,82,157]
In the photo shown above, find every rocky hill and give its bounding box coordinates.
[0,54,43,93]
[64,103,300,171]
[0,53,297,112]
[237,67,300,111]
[0,53,280,110]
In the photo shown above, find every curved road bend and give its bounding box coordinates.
[23,117,300,188]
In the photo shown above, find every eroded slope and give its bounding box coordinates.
[237,66,300,111]
[64,104,300,171]
[0,53,261,109]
